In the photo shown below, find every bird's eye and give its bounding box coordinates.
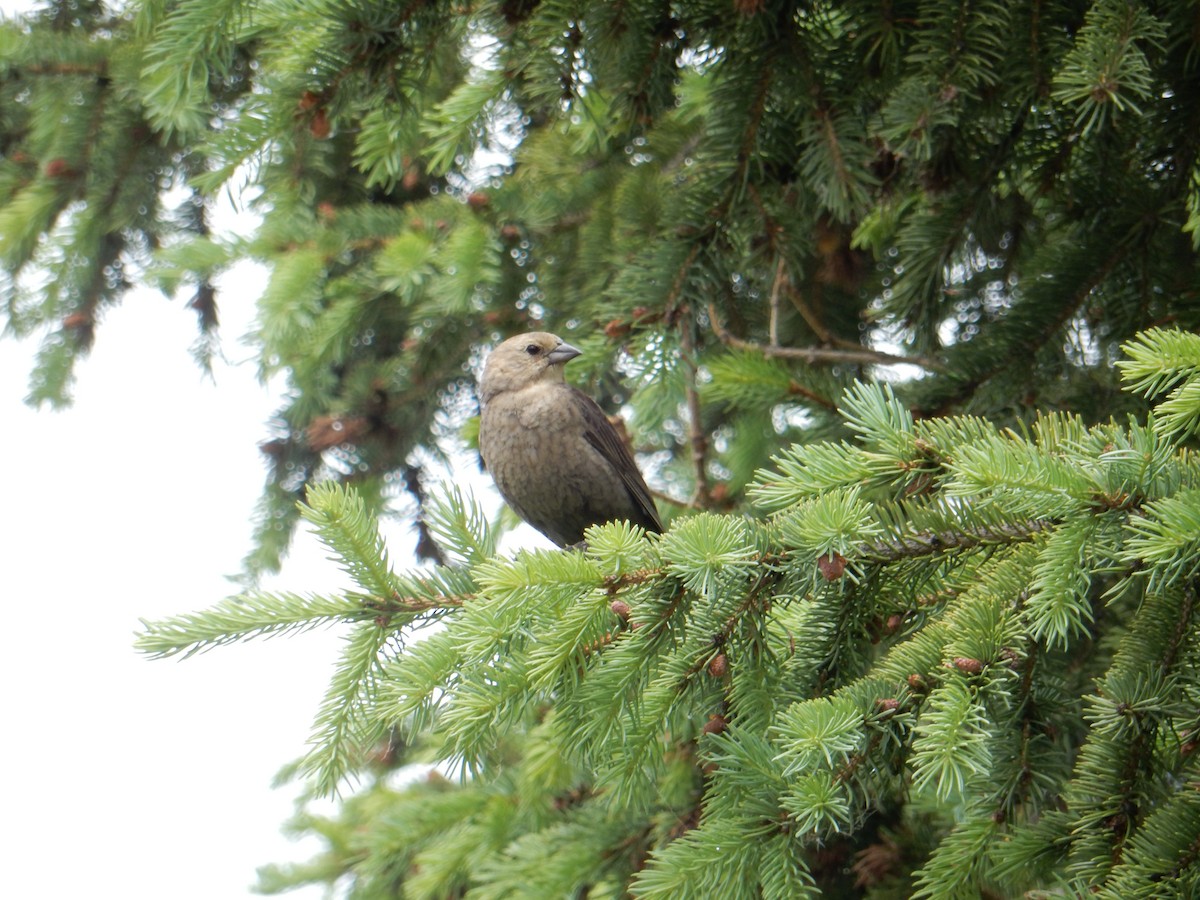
[525,344,541,355]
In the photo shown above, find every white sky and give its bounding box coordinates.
[2,262,354,897]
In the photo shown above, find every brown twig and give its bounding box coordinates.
[650,488,706,510]
[18,62,108,78]
[709,302,945,372]
[769,255,785,347]
[363,591,468,616]
[784,281,836,345]
[679,312,712,508]
[787,380,838,410]
[402,464,448,566]
[858,518,1054,563]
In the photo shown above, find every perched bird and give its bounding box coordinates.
[478,332,662,547]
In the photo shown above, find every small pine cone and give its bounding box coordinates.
[817,552,847,581]
[604,318,630,339]
[952,656,984,675]
[610,599,631,621]
[701,713,728,736]
[707,653,728,678]
[62,311,92,330]
[309,109,331,139]
[44,158,75,179]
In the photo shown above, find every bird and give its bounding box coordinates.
[478,332,662,547]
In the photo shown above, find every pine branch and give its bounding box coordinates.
[859,517,1056,563]
[650,487,706,511]
[708,302,944,372]
[135,591,371,659]
[14,62,109,78]
[783,280,836,347]
[1160,578,1198,674]
[679,309,711,507]
[769,251,784,346]
[362,589,468,616]
[301,620,392,795]
[595,513,1054,606]
[401,463,448,566]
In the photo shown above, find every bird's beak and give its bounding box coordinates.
[547,342,582,365]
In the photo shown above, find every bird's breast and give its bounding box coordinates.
[481,387,612,517]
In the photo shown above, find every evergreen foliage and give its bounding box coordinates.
[139,341,1200,897]
[6,0,1200,895]
[7,0,1200,573]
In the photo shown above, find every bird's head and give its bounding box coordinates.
[479,332,582,403]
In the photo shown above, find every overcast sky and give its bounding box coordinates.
[2,258,366,896]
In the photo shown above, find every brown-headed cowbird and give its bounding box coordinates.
[478,332,662,546]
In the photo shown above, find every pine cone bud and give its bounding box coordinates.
[610,599,631,621]
[952,656,984,675]
[44,158,75,179]
[707,653,728,678]
[309,108,331,139]
[817,552,847,581]
[701,713,728,736]
[604,318,630,339]
[62,311,92,330]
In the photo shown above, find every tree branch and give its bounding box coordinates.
[679,310,712,507]
[858,518,1054,563]
[708,302,945,372]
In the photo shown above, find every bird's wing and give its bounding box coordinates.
[572,387,663,533]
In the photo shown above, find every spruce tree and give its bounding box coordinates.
[5,0,1200,895]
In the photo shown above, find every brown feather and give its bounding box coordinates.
[478,332,662,546]
[574,387,662,534]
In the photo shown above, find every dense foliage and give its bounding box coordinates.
[6,0,1200,896]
